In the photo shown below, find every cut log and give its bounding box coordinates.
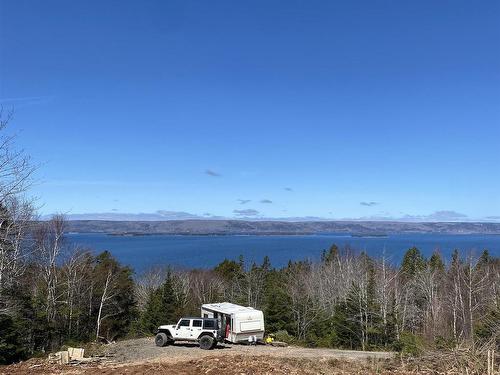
[270,341,288,347]
[68,347,85,360]
[48,351,69,364]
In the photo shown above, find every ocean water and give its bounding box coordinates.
[65,233,500,274]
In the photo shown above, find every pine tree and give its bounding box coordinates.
[332,285,363,349]
[0,315,25,364]
[429,251,445,273]
[214,258,243,281]
[263,271,294,334]
[321,244,339,264]
[141,272,179,334]
[401,247,426,277]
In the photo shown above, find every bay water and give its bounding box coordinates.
[66,232,500,274]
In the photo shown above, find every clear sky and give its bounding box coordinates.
[0,0,499,221]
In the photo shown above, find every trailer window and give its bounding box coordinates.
[192,320,202,327]
[203,320,215,329]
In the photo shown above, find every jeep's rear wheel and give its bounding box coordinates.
[199,335,215,350]
[155,332,170,347]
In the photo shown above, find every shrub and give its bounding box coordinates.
[434,335,455,350]
[272,330,296,344]
[0,315,26,364]
[393,332,424,356]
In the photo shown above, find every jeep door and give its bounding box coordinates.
[191,319,203,338]
[174,319,191,340]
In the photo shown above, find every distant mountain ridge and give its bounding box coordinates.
[65,220,500,235]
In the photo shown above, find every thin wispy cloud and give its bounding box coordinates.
[45,179,174,188]
[205,169,221,177]
[45,179,129,187]
[155,210,206,219]
[260,199,273,204]
[342,210,470,222]
[233,209,260,217]
[61,211,201,221]
[360,201,378,207]
[389,210,468,222]
[424,210,468,221]
[237,199,251,204]
[0,95,54,107]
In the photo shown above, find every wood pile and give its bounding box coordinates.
[47,347,115,366]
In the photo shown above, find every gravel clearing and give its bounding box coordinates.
[108,337,394,364]
[0,337,396,374]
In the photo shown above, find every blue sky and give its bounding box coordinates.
[0,0,499,221]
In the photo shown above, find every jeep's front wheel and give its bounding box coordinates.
[199,335,215,350]
[155,332,170,347]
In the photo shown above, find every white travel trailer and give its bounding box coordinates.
[201,302,265,343]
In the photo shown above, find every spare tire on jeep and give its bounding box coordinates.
[199,335,215,350]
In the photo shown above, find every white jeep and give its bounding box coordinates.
[155,317,221,350]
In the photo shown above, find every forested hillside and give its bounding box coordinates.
[136,244,499,353]
[65,219,500,235]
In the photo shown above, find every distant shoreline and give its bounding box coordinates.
[63,219,500,236]
[66,232,500,237]
[104,232,390,237]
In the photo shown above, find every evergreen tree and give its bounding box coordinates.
[401,247,426,277]
[332,285,363,349]
[141,272,179,334]
[263,270,293,334]
[429,251,445,273]
[0,315,25,364]
[261,255,271,272]
[321,244,339,264]
[477,250,490,269]
[214,258,243,281]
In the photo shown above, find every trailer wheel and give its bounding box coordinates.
[199,335,214,350]
[155,333,170,347]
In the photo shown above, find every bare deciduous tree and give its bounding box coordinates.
[96,267,120,342]
[189,270,224,307]
[61,249,92,336]
[286,263,323,340]
[33,214,65,323]
[0,197,34,292]
[0,108,36,202]
[135,266,168,311]
[0,109,36,316]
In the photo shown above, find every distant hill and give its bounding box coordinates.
[65,220,500,235]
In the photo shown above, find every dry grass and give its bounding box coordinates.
[3,354,493,375]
